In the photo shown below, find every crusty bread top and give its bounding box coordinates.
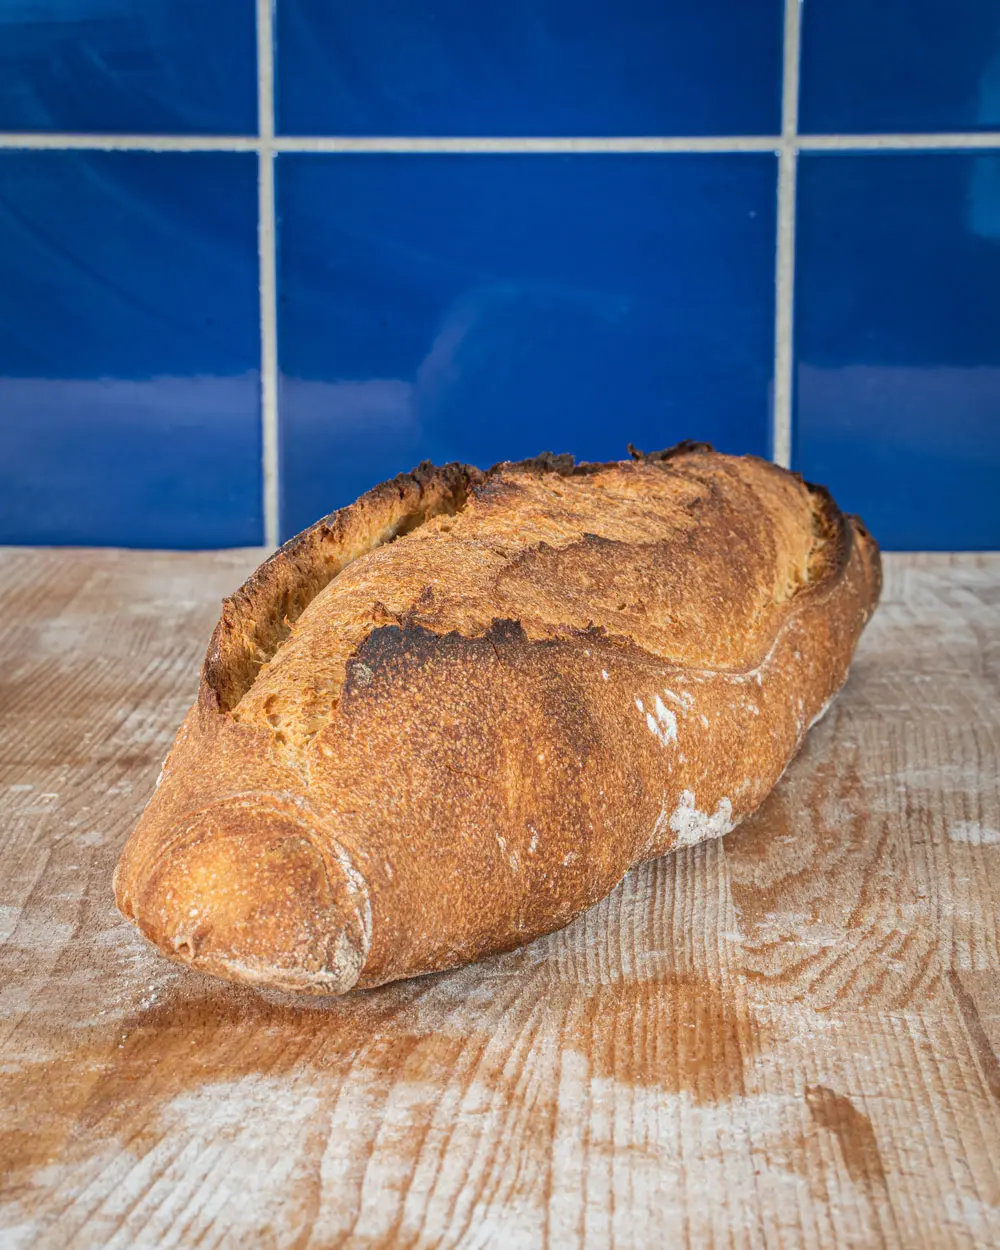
[223,446,839,758]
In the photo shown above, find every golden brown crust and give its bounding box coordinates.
[113,445,882,995]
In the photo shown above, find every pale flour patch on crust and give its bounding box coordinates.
[662,688,695,714]
[669,790,735,848]
[639,695,678,748]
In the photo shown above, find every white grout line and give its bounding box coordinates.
[798,131,1000,149]
[771,0,802,470]
[271,135,781,153]
[0,132,261,150]
[2,131,999,153]
[256,0,280,549]
[0,131,779,153]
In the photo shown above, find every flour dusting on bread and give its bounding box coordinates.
[669,791,736,847]
[114,444,882,995]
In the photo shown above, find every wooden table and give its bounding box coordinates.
[1,548,998,1249]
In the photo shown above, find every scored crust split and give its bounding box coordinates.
[113,443,882,995]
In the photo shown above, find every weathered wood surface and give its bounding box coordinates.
[1,548,999,1249]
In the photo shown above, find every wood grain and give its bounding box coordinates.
[1,548,999,1249]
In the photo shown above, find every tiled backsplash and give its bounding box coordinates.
[278,152,777,536]
[275,0,784,137]
[1,1,998,550]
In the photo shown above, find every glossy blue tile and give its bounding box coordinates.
[276,0,783,137]
[0,150,262,548]
[794,153,1000,551]
[277,153,776,538]
[800,0,1000,134]
[0,0,256,134]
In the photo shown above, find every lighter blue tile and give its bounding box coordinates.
[800,0,1000,133]
[794,153,1000,550]
[0,0,256,134]
[277,0,783,137]
[0,151,262,547]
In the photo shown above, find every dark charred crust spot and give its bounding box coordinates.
[501,450,577,476]
[344,620,523,706]
[487,450,615,479]
[628,440,715,462]
[345,623,447,695]
[352,623,433,669]
[484,618,529,646]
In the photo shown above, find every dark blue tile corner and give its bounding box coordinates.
[0,0,257,134]
[276,0,783,138]
[800,0,1000,134]
[794,151,1000,551]
[276,152,777,540]
[0,150,262,548]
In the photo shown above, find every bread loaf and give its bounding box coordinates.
[113,444,881,995]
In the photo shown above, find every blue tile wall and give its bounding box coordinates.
[1,0,999,550]
[0,151,262,547]
[794,152,1000,551]
[0,0,257,134]
[800,0,1000,134]
[277,153,776,539]
[276,0,783,137]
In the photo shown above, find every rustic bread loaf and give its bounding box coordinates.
[113,444,881,995]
